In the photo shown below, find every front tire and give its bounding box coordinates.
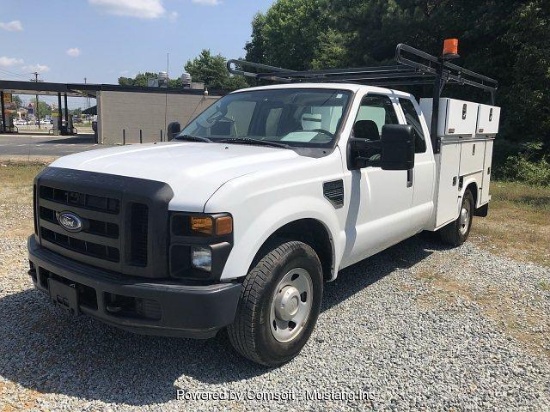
[440,189,474,246]
[228,240,323,367]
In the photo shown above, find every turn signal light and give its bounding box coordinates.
[190,215,233,236]
[215,216,233,235]
[191,216,213,235]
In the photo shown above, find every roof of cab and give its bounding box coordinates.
[230,82,412,98]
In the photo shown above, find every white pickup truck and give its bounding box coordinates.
[28,42,500,366]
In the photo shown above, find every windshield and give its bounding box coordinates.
[179,88,352,148]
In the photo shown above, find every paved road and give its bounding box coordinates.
[0,133,104,160]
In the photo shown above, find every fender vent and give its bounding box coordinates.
[323,180,344,208]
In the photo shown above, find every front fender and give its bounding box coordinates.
[216,196,343,281]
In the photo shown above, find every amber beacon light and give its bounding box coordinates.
[442,38,459,60]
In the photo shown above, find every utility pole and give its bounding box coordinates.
[32,72,40,129]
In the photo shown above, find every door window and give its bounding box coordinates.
[355,94,399,136]
[399,98,427,153]
[353,94,399,163]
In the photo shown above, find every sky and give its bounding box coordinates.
[0,0,275,108]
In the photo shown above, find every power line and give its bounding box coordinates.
[0,67,29,81]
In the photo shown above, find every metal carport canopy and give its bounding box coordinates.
[0,80,99,97]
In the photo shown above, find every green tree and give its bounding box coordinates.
[184,49,248,91]
[246,0,550,155]
[29,98,52,117]
[118,72,159,87]
[12,95,23,109]
[245,0,330,70]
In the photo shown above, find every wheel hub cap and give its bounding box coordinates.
[270,268,313,343]
[459,206,470,235]
[274,286,300,321]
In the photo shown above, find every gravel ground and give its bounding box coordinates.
[1,202,549,410]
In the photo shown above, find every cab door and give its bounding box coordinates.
[397,97,435,233]
[341,92,414,267]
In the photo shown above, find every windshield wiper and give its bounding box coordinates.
[217,137,290,149]
[174,134,212,143]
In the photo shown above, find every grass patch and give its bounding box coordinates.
[0,163,46,186]
[0,163,46,239]
[490,181,550,212]
[470,181,550,267]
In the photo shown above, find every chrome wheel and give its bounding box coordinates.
[270,268,313,343]
[459,201,471,236]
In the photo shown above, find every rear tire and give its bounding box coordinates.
[440,189,474,246]
[228,240,323,367]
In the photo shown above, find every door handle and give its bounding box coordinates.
[407,169,413,188]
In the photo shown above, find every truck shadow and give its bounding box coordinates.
[0,234,448,406]
[41,135,97,144]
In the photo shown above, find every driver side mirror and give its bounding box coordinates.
[167,121,181,141]
[380,124,415,171]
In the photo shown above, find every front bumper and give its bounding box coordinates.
[28,236,241,339]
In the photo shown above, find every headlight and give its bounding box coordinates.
[191,246,212,272]
[170,212,233,279]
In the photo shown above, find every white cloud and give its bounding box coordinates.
[66,48,81,57]
[22,64,50,73]
[0,20,23,31]
[0,56,24,67]
[89,0,166,19]
[168,11,179,21]
[192,0,222,5]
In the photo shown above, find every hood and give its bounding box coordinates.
[51,142,305,211]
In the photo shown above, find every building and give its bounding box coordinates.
[0,80,222,142]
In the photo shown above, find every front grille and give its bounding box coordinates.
[34,167,173,278]
[41,227,120,262]
[129,203,149,266]
[39,186,120,214]
[37,185,129,268]
[39,207,119,238]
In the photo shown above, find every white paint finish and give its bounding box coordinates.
[204,150,345,281]
[338,166,413,267]
[395,96,436,233]
[420,98,479,137]
[476,104,501,136]
[481,139,494,204]
[459,141,485,175]
[434,142,461,228]
[51,142,305,212]
[338,90,418,268]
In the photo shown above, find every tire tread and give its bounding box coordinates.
[228,240,320,366]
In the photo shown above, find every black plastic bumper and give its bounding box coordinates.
[28,236,241,339]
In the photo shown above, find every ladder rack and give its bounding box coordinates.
[227,43,498,154]
[227,44,497,97]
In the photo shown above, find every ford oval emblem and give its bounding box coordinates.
[57,211,83,233]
